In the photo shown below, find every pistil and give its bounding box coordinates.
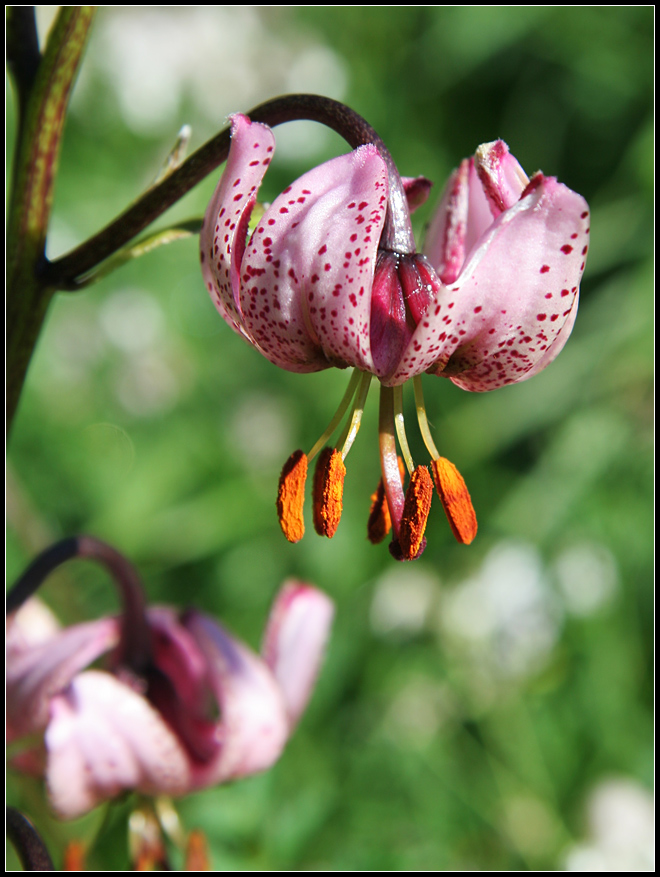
[379,385,432,560]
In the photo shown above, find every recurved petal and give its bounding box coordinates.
[182,612,290,786]
[423,159,470,285]
[7,597,60,659]
[424,158,499,285]
[45,671,191,819]
[238,144,389,373]
[7,618,120,738]
[200,113,276,342]
[474,140,529,217]
[392,174,589,390]
[402,175,433,212]
[261,581,334,727]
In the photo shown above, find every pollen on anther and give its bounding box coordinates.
[312,448,346,538]
[431,457,477,545]
[367,479,391,544]
[398,466,433,560]
[277,450,308,543]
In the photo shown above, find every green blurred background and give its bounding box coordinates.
[7,6,653,871]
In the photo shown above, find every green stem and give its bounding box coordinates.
[7,6,96,431]
[74,219,203,289]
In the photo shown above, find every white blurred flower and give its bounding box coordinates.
[563,777,654,871]
[370,565,440,639]
[113,351,182,418]
[383,676,457,747]
[83,6,348,151]
[228,393,295,470]
[438,542,562,679]
[98,289,191,417]
[553,542,618,616]
[100,289,164,353]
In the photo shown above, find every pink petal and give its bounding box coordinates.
[423,142,529,288]
[7,618,120,737]
[390,175,589,389]
[200,113,276,344]
[423,159,470,284]
[239,144,388,374]
[7,597,60,658]
[45,671,191,819]
[182,612,290,786]
[261,581,334,727]
[402,175,433,212]
[146,607,220,763]
[474,140,529,216]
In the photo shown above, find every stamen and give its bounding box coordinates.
[336,371,372,459]
[63,841,86,871]
[378,385,406,539]
[313,447,346,538]
[396,465,433,560]
[393,384,415,476]
[431,457,478,545]
[412,375,441,460]
[367,479,391,544]
[368,458,405,544]
[185,831,210,871]
[307,369,361,463]
[277,450,308,543]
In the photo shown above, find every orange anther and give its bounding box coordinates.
[277,450,308,543]
[185,829,210,871]
[431,457,478,545]
[313,447,346,538]
[398,465,433,560]
[63,840,85,871]
[367,478,391,544]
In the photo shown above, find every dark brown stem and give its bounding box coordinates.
[7,536,152,674]
[45,93,414,290]
[6,8,41,140]
[6,808,54,871]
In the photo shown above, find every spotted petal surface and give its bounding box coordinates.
[201,113,389,374]
[201,114,273,348]
[390,170,589,390]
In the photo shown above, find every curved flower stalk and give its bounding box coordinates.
[7,538,334,820]
[201,107,590,560]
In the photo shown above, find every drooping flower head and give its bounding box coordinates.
[201,102,589,559]
[7,537,334,819]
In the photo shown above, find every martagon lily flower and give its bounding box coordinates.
[7,537,334,820]
[200,103,590,560]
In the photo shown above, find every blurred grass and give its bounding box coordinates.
[7,6,653,872]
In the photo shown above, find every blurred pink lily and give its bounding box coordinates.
[201,112,589,559]
[7,537,334,819]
